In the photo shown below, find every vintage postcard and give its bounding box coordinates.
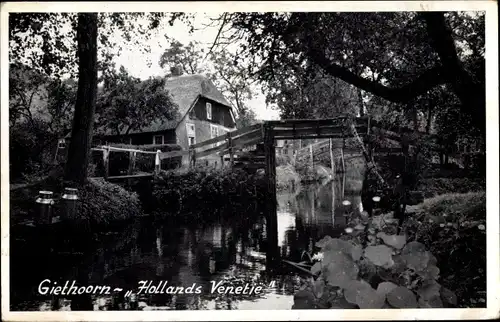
[1,1,498,321]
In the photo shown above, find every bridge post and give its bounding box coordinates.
[264,123,279,273]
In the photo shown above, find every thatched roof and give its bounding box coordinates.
[95,74,233,136]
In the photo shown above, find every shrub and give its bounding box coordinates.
[276,153,293,167]
[73,178,142,228]
[9,120,58,182]
[152,167,266,221]
[402,192,486,307]
[417,177,485,198]
[276,165,301,192]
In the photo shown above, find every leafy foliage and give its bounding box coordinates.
[75,178,142,228]
[159,37,207,74]
[9,12,173,79]
[403,191,486,307]
[157,39,258,126]
[10,12,181,184]
[291,212,457,309]
[152,167,266,221]
[96,66,179,135]
[204,12,485,138]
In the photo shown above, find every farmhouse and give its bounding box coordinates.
[94,73,237,150]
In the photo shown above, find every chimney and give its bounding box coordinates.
[170,64,184,76]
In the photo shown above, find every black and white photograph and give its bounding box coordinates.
[1,1,498,320]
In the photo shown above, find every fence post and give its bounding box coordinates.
[309,144,314,169]
[188,148,193,169]
[155,150,161,174]
[128,151,136,175]
[341,136,346,172]
[103,147,110,180]
[329,138,335,175]
[227,131,234,167]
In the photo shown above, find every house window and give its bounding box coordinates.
[206,102,212,120]
[186,123,196,147]
[57,139,66,149]
[153,135,164,145]
[186,123,195,136]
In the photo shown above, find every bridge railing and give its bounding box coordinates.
[90,145,162,180]
[158,123,265,167]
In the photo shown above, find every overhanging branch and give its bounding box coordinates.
[307,47,448,103]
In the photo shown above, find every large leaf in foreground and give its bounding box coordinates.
[416,280,441,301]
[324,252,359,288]
[376,281,399,297]
[440,287,458,307]
[344,280,372,304]
[364,245,393,267]
[386,286,418,308]
[356,286,386,309]
[377,232,407,249]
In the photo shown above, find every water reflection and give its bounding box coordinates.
[11,170,365,311]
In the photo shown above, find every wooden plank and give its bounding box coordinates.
[268,116,369,128]
[271,119,348,130]
[229,136,263,151]
[224,156,265,162]
[229,151,265,158]
[190,133,227,149]
[159,149,190,159]
[266,116,349,126]
[230,128,262,145]
[274,126,367,139]
[274,134,348,140]
[97,145,157,155]
[196,143,229,159]
[228,123,262,137]
[95,173,154,180]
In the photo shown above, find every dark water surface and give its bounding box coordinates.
[11,167,366,311]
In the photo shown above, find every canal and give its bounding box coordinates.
[10,160,367,311]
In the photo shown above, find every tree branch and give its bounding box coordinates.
[307,47,448,104]
[204,13,228,60]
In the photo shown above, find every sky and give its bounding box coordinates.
[112,14,280,121]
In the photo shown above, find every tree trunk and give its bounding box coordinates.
[64,13,98,186]
[426,104,433,134]
[422,12,485,137]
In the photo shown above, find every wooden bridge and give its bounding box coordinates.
[88,114,441,270]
